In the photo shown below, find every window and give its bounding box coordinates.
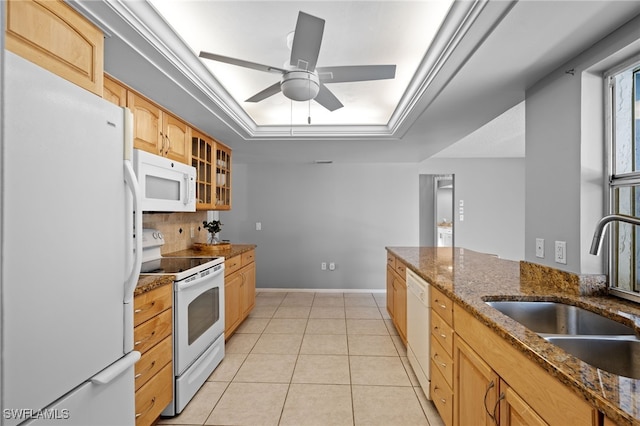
[607,58,640,300]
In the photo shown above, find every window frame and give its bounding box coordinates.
[605,55,640,303]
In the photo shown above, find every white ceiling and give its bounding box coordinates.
[69,0,640,163]
[148,0,454,127]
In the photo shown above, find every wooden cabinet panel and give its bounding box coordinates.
[163,113,190,163]
[5,0,104,95]
[431,286,453,326]
[500,383,548,426]
[432,310,454,357]
[431,366,454,426]
[454,337,499,426]
[241,262,256,317]
[134,284,172,327]
[386,265,394,318]
[225,255,242,276]
[135,362,173,426]
[225,271,243,337]
[431,337,454,388]
[133,285,173,426]
[128,92,163,156]
[241,249,255,266]
[133,308,172,355]
[455,306,596,426]
[134,336,172,391]
[393,273,407,343]
[103,75,127,107]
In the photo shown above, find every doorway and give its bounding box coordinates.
[419,174,454,247]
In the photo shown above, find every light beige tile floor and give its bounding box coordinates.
[158,291,445,426]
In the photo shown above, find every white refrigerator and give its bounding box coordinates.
[1,52,142,425]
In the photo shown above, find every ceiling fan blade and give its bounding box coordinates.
[199,51,286,74]
[245,82,282,103]
[289,12,325,71]
[314,85,343,111]
[317,65,396,83]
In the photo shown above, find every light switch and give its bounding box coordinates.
[256,222,262,231]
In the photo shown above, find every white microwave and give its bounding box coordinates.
[133,149,196,212]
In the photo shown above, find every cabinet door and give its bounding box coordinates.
[500,383,548,426]
[241,263,256,317]
[454,337,500,426]
[386,266,395,319]
[393,273,407,343]
[5,0,104,95]
[192,130,214,210]
[103,75,127,107]
[163,113,191,163]
[127,92,163,156]
[225,272,243,338]
[214,143,232,209]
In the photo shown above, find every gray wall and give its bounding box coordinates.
[525,13,640,274]
[418,158,525,261]
[220,162,419,290]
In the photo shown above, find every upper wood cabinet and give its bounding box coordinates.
[215,143,232,210]
[192,130,214,209]
[127,91,191,164]
[5,0,104,96]
[103,75,127,107]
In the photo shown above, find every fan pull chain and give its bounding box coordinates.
[308,75,311,124]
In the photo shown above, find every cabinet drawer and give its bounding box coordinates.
[241,249,255,266]
[431,311,454,357]
[225,255,242,276]
[395,259,407,277]
[430,287,453,326]
[430,366,453,426]
[135,362,173,426]
[134,309,172,355]
[135,336,172,391]
[431,337,454,387]
[134,284,172,327]
[386,252,396,270]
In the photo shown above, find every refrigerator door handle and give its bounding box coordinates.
[90,351,140,385]
[123,158,142,302]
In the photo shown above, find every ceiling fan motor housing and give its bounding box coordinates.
[281,70,320,101]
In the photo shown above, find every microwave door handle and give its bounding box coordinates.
[184,173,195,205]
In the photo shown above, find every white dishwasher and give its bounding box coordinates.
[406,268,431,399]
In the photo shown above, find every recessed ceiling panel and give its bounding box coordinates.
[148,1,453,126]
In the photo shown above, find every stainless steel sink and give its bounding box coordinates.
[485,301,635,336]
[545,336,640,379]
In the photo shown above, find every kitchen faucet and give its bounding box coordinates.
[590,214,640,255]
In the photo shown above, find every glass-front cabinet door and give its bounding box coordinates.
[192,130,232,210]
[215,143,232,210]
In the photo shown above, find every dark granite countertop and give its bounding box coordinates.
[387,246,640,425]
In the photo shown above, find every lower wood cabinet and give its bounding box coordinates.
[225,249,256,339]
[454,305,597,425]
[133,284,173,426]
[385,251,407,344]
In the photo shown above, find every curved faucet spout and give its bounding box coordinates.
[590,214,640,255]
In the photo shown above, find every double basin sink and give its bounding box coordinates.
[486,300,640,379]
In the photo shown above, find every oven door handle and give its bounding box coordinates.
[175,267,225,292]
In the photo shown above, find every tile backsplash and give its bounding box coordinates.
[142,211,209,254]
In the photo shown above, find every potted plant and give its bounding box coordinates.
[203,220,223,244]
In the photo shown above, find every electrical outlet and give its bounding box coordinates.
[535,238,544,258]
[256,222,262,231]
[329,262,336,271]
[321,262,327,270]
[555,241,567,264]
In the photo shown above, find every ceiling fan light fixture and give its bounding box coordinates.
[281,70,320,101]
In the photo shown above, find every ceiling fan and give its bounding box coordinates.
[198,11,396,112]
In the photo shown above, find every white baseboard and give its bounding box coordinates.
[256,288,386,294]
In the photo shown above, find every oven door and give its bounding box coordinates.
[174,265,225,375]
